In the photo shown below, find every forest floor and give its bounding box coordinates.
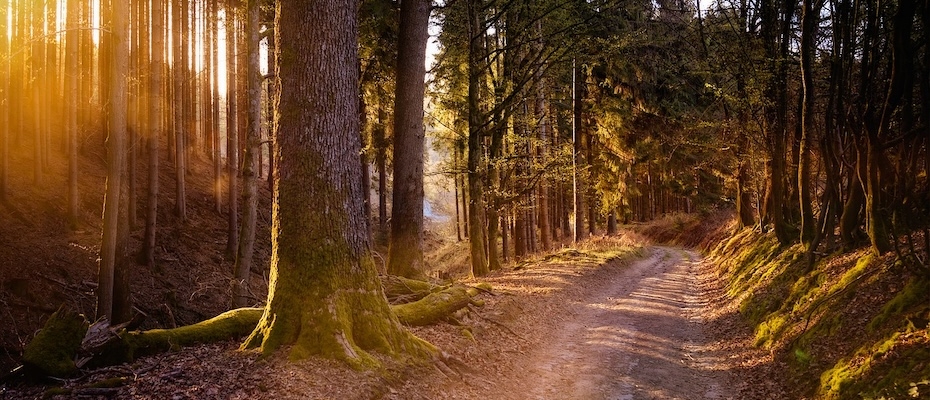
[3,236,786,399]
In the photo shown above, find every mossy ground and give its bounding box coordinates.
[708,227,930,399]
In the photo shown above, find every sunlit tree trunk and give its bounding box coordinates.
[387,0,430,279]
[12,0,26,153]
[98,0,132,324]
[225,0,239,256]
[44,0,57,169]
[210,0,223,213]
[0,0,8,200]
[234,0,261,307]
[31,0,44,184]
[172,0,187,221]
[66,0,80,227]
[242,0,432,364]
[143,0,166,267]
[80,0,94,155]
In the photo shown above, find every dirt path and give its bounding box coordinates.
[494,246,735,400]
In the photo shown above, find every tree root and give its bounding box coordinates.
[392,285,481,326]
[21,282,492,374]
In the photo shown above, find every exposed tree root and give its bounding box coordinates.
[20,283,490,375]
[392,285,481,326]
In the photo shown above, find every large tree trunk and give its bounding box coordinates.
[242,0,433,365]
[234,0,262,307]
[98,0,132,324]
[387,0,431,279]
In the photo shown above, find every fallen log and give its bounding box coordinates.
[85,308,264,365]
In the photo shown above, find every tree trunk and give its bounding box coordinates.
[454,148,462,242]
[514,210,526,259]
[387,0,431,279]
[0,0,6,202]
[31,0,44,184]
[172,0,187,222]
[98,0,132,324]
[234,0,262,308]
[572,61,585,242]
[459,141,469,239]
[0,3,9,201]
[142,0,165,268]
[373,101,388,241]
[242,0,433,365]
[128,0,140,230]
[66,0,80,227]
[501,209,509,262]
[467,0,489,277]
[839,147,865,250]
[210,0,223,213]
[736,132,755,228]
[798,0,817,245]
[225,0,239,257]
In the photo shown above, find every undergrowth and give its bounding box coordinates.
[707,227,930,399]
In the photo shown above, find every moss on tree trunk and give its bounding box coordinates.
[240,0,434,368]
[22,308,88,377]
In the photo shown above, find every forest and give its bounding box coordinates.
[0,0,928,398]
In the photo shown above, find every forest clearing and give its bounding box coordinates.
[1,0,929,398]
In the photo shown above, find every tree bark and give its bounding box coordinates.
[142,0,165,268]
[210,0,223,213]
[387,0,431,279]
[66,0,80,227]
[225,0,240,257]
[234,0,262,307]
[798,0,817,245]
[573,62,585,242]
[535,70,551,250]
[467,0,489,277]
[242,0,433,365]
[0,0,6,202]
[31,0,44,184]
[172,0,187,222]
[375,102,388,240]
[98,0,132,324]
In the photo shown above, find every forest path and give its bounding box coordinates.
[492,246,736,400]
